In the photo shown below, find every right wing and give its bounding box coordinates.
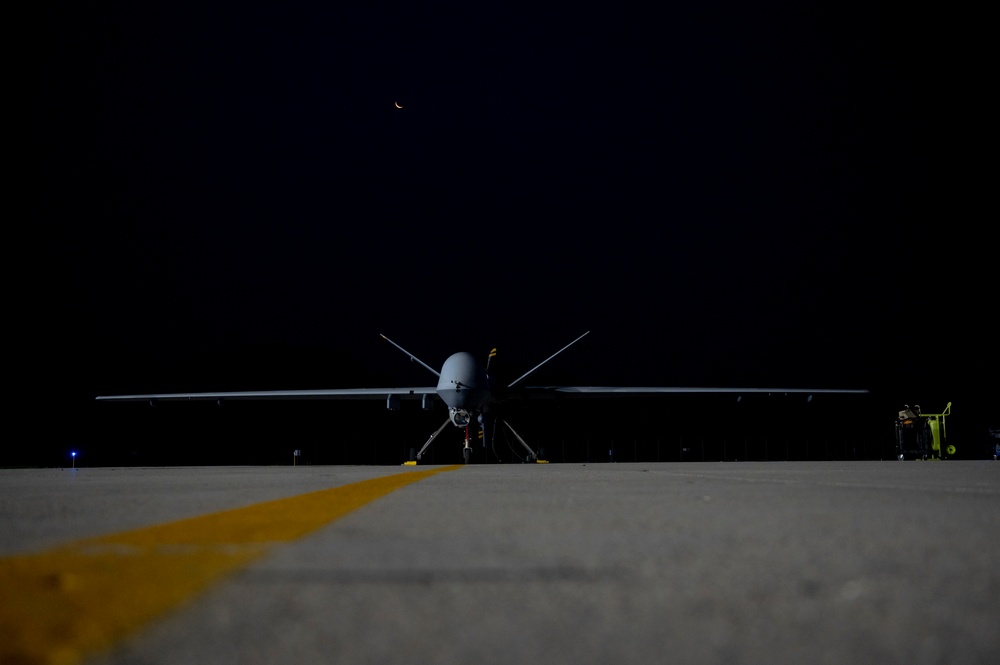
[525,386,868,396]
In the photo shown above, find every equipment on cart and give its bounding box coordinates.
[896,402,953,460]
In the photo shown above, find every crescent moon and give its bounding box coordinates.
[394,101,403,109]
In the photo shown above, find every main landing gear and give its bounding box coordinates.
[411,419,477,464]
[409,418,542,464]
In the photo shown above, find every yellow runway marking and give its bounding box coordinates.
[0,465,461,665]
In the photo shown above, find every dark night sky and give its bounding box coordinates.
[23,3,991,462]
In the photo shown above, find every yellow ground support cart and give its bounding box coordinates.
[896,402,953,460]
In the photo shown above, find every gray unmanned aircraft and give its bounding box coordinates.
[95,331,868,464]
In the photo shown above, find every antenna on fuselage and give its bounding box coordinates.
[507,331,590,388]
[380,334,441,378]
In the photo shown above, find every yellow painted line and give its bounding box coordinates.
[0,465,461,665]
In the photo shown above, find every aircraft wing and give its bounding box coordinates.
[95,387,437,402]
[522,386,869,396]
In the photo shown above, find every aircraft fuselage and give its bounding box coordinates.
[436,352,493,427]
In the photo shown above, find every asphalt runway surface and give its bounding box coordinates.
[2,461,997,664]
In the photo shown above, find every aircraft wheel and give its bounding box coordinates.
[463,448,471,464]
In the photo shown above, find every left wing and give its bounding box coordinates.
[95,387,437,402]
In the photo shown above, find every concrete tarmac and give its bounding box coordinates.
[2,461,997,664]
